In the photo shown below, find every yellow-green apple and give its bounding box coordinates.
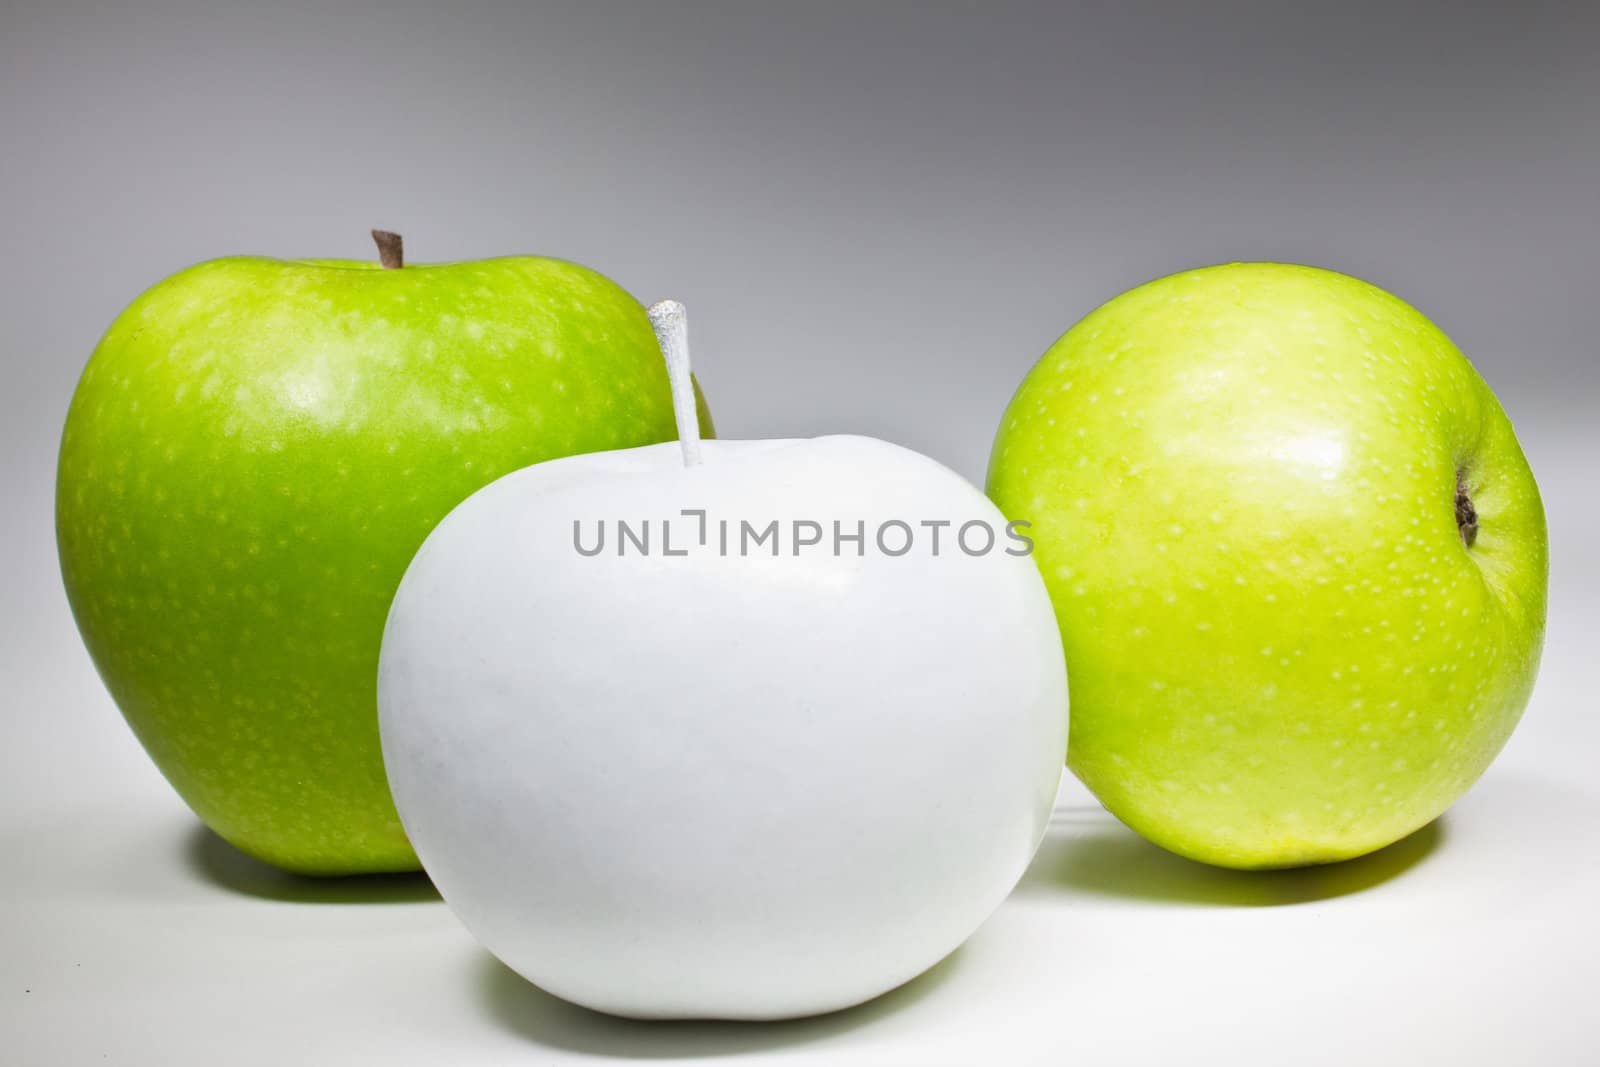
[988,262,1547,869]
[57,232,712,875]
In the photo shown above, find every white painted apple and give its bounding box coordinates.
[376,302,1067,1020]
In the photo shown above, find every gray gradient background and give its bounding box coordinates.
[2,3,1598,1065]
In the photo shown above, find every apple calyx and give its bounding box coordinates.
[647,299,703,468]
[1455,474,1479,547]
[371,229,404,269]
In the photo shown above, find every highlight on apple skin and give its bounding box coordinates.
[55,234,713,875]
[987,262,1548,870]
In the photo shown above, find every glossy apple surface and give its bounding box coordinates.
[57,250,711,874]
[988,262,1547,868]
[378,435,1067,1019]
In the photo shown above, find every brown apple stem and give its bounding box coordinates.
[372,230,404,269]
[1456,474,1479,547]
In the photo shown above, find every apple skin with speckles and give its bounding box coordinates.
[57,252,713,875]
[988,262,1547,869]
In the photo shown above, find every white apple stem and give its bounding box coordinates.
[648,299,703,467]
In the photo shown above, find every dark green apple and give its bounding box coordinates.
[57,233,712,874]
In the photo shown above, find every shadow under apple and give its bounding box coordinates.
[478,945,964,1059]
[182,824,439,904]
[1017,804,1444,907]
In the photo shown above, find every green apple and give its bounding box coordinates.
[57,233,713,875]
[988,262,1547,869]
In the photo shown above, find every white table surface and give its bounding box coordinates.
[5,422,1596,1066]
